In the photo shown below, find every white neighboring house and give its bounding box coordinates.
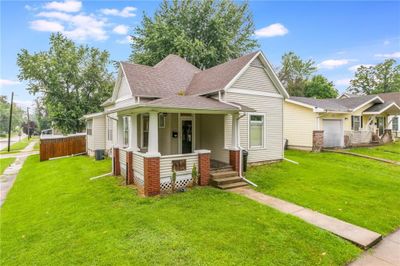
[83,51,289,191]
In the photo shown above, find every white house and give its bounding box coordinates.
[84,51,289,196]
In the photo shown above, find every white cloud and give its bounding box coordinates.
[100,7,136,17]
[255,23,288,38]
[0,79,21,87]
[30,19,64,32]
[383,40,390,46]
[113,25,129,35]
[335,78,351,86]
[34,11,108,41]
[374,52,400,58]
[44,0,82,13]
[348,64,374,72]
[116,36,132,44]
[318,59,350,69]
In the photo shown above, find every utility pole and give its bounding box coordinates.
[27,107,30,140]
[7,92,14,152]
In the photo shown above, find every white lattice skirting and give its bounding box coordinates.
[160,174,193,193]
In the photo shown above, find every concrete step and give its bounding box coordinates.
[217,181,248,190]
[210,171,237,179]
[211,176,242,186]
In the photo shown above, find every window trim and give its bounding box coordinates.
[248,113,266,150]
[393,117,399,131]
[123,116,129,147]
[159,113,166,128]
[107,117,113,141]
[86,120,93,136]
[352,115,362,131]
[141,114,149,148]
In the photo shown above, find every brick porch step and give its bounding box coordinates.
[210,171,238,179]
[210,169,248,190]
[217,181,248,190]
[211,176,243,186]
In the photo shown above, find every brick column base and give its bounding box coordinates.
[312,130,324,152]
[197,151,211,186]
[229,150,240,175]
[126,151,133,185]
[144,156,160,196]
[113,148,120,175]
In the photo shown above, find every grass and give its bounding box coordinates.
[0,155,361,265]
[0,158,15,174]
[247,150,400,235]
[0,137,39,154]
[349,142,400,162]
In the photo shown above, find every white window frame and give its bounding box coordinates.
[159,113,166,128]
[107,117,113,141]
[393,117,399,131]
[141,114,149,148]
[352,115,361,131]
[123,116,129,147]
[86,120,93,136]
[248,113,266,149]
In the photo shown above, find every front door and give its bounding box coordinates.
[182,120,193,154]
[377,117,385,136]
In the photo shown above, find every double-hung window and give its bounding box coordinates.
[123,116,129,147]
[393,117,399,131]
[142,114,149,148]
[352,116,362,131]
[107,118,113,141]
[86,120,92,136]
[249,114,264,148]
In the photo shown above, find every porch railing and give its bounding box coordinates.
[119,149,128,178]
[159,153,198,193]
[345,130,372,144]
[133,152,145,187]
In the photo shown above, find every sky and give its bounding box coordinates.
[1,0,399,110]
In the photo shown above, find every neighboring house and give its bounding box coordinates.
[284,93,400,150]
[84,51,289,195]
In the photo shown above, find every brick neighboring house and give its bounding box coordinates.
[84,51,289,196]
[284,92,400,150]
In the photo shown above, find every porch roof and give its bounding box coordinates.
[363,101,400,115]
[105,95,249,114]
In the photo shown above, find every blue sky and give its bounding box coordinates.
[1,0,399,109]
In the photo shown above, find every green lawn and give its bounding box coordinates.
[0,155,360,265]
[0,158,15,174]
[247,150,400,235]
[0,138,31,154]
[349,142,400,162]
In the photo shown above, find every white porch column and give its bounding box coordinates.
[231,114,239,149]
[147,112,159,154]
[129,114,138,151]
[117,116,124,147]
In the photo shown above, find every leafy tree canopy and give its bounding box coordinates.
[0,96,25,135]
[278,52,317,97]
[17,33,114,134]
[304,75,338,99]
[130,0,259,69]
[348,59,400,95]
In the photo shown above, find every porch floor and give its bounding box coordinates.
[210,160,231,171]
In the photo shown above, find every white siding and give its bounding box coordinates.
[87,116,106,155]
[159,153,198,178]
[225,93,284,163]
[284,102,317,148]
[117,75,131,99]
[230,58,279,94]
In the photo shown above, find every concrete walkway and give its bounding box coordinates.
[229,187,382,249]
[325,150,400,166]
[0,140,38,206]
[350,229,400,266]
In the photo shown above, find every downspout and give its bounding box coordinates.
[218,91,257,187]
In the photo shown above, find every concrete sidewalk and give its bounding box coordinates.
[229,187,382,249]
[350,229,400,266]
[0,140,38,206]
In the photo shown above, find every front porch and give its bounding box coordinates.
[109,103,246,196]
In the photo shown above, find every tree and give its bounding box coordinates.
[0,96,25,136]
[304,75,338,99]
[130,0,258,69]
[17,33,114,134]
[348,59,400,95]
[278,52,317,96]
[34,98,51,132]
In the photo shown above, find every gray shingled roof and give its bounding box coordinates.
[144,95,239,111]
[378,92,400,106]
[289,94,384,113]
[120,52,259,98]
[363,101,400,113]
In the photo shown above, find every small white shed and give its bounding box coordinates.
[84,112,106,156]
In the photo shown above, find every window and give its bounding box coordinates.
[393,117,399,131]
[123,116,129,147]
[107,118,113,141]
[86,120,92,136]
[352,116,361,131]
[249,114,264,148]
[142,114,149,148]
[159,113,166,128]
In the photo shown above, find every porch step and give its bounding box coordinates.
[210,171,238,179]
[210,165,233,172]
[217,181,248,190]
[211,176,243,186]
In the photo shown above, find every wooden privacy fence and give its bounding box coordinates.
[40,134,86,161]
